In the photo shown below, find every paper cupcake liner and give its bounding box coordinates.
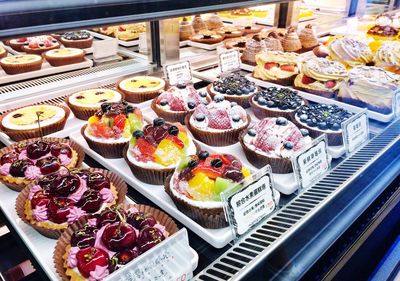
[60,37,93,49]
[0,137,85,191]
[0,104,70,141]
[15,167,127,239]
[151,99,188,124]
[22,44,60,55]
[0,51,7,59]
[239,130,293,173]
[44,52,85,67]
[54,203,177,281]
[116,78,165,103]
[294,85,336,99]
[165,175,227,229]
[184,113,250,146]
[251,73,295,86]
[0,59,43,75]
[81,125,127,158]
[337,96,391,115]
[206,84,256,108]
[249,95,304,121]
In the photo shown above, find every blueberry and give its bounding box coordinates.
[195,113,206,122]
[153,118,165,126]
[214,94,225,102]
[247,129,256,136]
[253,95,259,102]
[176,82,186,89]
[160,99,168,106]
[126,105,134,113]
[257,97,267,105]
[168,125,179,136]
[300,129,309,137]
[331,123,341,131]
[232,115,241,122]
[198,151,209,160]
[279,104,289,110]
[309,118,317,127]
[200,92,208,98]
[242,88,250,95]
[101,103,111,112]
[266,101,275,107]
[317,122,328,130]
[284,142,294,150]
[226,89,232,95]
[133,130,144,139]
[299,114,308,121]
[230,102,238,107]
[276,117,288,126]
[211,158,223,168]
[249,85,255,91]
[187,102,196,109]
[188,159,198,168]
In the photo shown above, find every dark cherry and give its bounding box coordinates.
[168,126,179,136]
[127,212,157,230]
[97,207,127,227]
[71,169,91,182]
[138,227,164,253]
[211,158,223,169]
[109,249,139,272]
[50,143,72,158]
[223,166,244,182]
[198,151,209,160]
[49,174,80,197]
[48,197,74,224]
[76,247,109,278]
[87,172,110,190]
[9,159,34,177]
[101,222,137,251]
[26,140,51,160]
[71,224,98,249]
[0,151,18,165]
[77,190,102,213]
[38,174,58,189]
[36,156,60,175]
[31,189,52,209]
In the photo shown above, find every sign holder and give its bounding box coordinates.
[394,89,400,119]
[163,60,192,86]
[218,49,241,77]
[341,109,369,154]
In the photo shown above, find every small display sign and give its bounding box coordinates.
[164,61,192,86]
[394,89,400,118]
[292,135,330,190]
[93,38,118,60]
[341,109,369,154]
[218,49,241,75]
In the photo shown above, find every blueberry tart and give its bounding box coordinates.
[60,31,93,49]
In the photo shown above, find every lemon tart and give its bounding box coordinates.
[44,48,85,66]
[0,54,42,75]
[117,76,165,103]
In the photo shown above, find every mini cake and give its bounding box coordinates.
[44,48,85,66]
[281,27,302,53]
[16,168,126,239]
[0,104,69,141]
[117,76,165,103]
[338,66,400,114]
[250,87,305,120]
[22,36,60,54]
[82,102,145,158]
[207,73,258,108]
[0,47,7,59]
[294,57,347,98]
[114,23,146,41]
[54,204,176,280]
[294,104,353,146]
[239,25,262,35]
[0,138,84,191]
[60,30,93,49]
[66,88,123,120]
[298,24,319,51]
[241,34,267,66]
[224,37,247,52]
[217,27,243,39]
[264,32,284,51]
[190,30,224,45]
[165,151,251,228]
[374,41,400,74]
[151,83,210,124]
[239,117,312,172]
[0,54,43,75]
[328,37,374,68]
[192,15,207,33]
[367,14,398,41]
[9,37,30,52]
[186,95,250,146]
[253,51,300,86]
[124,118,197,184]
[206,14,224,30]
[180,17,195,41]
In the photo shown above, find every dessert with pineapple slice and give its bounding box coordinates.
[165,151,251,228]
[82,102,145,158]
[117,75,165,103]
[124,118,197,184]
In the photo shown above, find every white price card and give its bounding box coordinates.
[105,229,194,281]
[93,38,118,60]
[394,89,400,118]
[222,166,277,237]
[164,61,192,86]
[292,135,330,190]
[341,109,369,154]
[218,49,241,75]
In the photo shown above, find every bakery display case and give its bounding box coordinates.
[0,0,400,280]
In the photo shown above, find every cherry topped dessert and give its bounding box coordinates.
[26,140,51,159]
[76,247,109,278]
[71,224,98,249]
[101,221,137,251]
[36,156,61,175]
[9,159,34,177]
[49,173,80,197]
[87,172,110,190]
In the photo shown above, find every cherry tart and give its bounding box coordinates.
[0,138,85,192]
[15,168,127,239]
[54,204,177,281]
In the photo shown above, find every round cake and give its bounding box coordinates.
[44,48,85,66]
[117,76,165,103]
[0,54,43,75]
[60,30,93,49]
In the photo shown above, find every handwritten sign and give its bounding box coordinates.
[164,61,192,86]
[93,38,118,60]
[341,109,369,153]
[218,49,241,75]
[292,135,330,190]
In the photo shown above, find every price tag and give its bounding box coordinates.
[164,61,192,86]
[292,135,330,190]
[92,38,118,60]
[138,32,148,54]
[106,229,194,281]
[221,166,277,237]
[341,109,369,154]
[218,49,241,75]
[393,89,400,118]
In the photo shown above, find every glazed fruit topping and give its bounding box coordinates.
[50,143,72,158]
[9,159,34,177]
[38,174,58,189]
[63,30,91,40]
[76,247,109,278]
[138,227,164,253]
[212,74,256,96]
[127,212,157,230]
[110,249,139,272]
[198,151,209,160]
[301,75,316,85]
[36,156,61,175]
[31,189,52,209]
[98,207,127,227]
[253,87,302,110]
[48,197,74,224]
[26,140,51,159]
[0,151,18,165]
[71,224,98,249]
[264,62,278,70]
[87,172,110,190]
[102,222,137,251]
[280,64,295,72]
[49,174,80,196]
[77,189,103,213]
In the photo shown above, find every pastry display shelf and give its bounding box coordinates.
[187,40,223,50]
[89,30,140,47]
[2,42,94,56]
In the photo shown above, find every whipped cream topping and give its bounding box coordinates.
[67,246,80,268]
[25,165,42,180]
[68,178,88,202]
[301,57,347,81]
[328,37,373,67]
[156,85,208,113]
[0,163,11,176]
[29,185,42,200]
[375,41,400,68]
[67,207,86,224]
[32,205,48,222]
[100,187,114,203]
[89,265,109,281]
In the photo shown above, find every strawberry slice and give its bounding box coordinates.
[325,80,337,89]
[17,37,28,42]
[136,138,156,161]
[166,135,184,149]
[264,62,278,70]
[301,75,316,85]
[280,64,295,72]
[113,115,127,131]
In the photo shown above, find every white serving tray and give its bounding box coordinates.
[240,62,254,72]
[187,40,223,50]
[89,31,140,47]
[3,43,94,56]
[245,74,394,123]
[180,40,189,47]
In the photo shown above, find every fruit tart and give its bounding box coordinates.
[66,88,123,120]
[44,48,85,67]
[186,95,250,146]
[60,30,94,49]
[0,137,84,191]
[54,204,177,280]
[16,168,127,239]
[117,76,165,103]
[9,37,30,52]
[367,14,399,41]
[82,102,145,158]
[239,117,312,173]
[207,73,258,108]
[249,87,305,120]
[124,118,197,185]
[22,35,60,54]
[0,104,70,141]
[151,82,210,124]
[294,104,353,146]
[165,151,251,228]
